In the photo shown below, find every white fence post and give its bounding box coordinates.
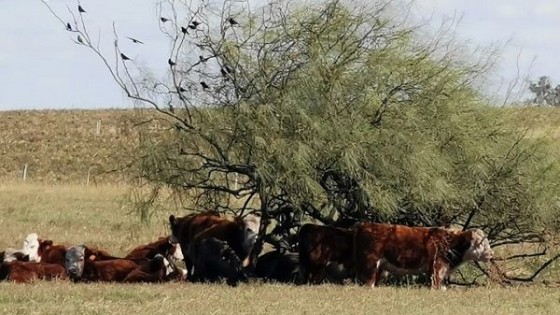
[96,120,101,135]
[234,173,238,190]
[86,167,92,186]
[22,164,28,181]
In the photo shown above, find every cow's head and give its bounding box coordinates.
[237,214,261,267]
[161,235,184,261]
[22,233,40,262]
[464,229,494,262]
[150,254,175,277]
[168,215,181,244]
[65,245,86,281]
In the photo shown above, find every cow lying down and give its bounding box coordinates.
[354,223,494,290]
[65,245,177,283]
[0,261,67,283]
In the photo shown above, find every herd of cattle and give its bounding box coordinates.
[0,211,494,290]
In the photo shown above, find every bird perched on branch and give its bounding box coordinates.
[168,59,176,67]
[66,23,72,31]
[200,81,209,89]
[199,56,208,63]
[160,17,169,23]
[78,5,86,13]
[227,17,239,26]
[120,53,131,61]
[77,35,84,44]
[188,21,201,29]
[181,26,188,34]
[126,37,144,44]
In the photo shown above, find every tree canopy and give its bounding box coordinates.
[41,0,560,284]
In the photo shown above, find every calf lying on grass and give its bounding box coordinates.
[66,245,177,283]
[0,261,67,283]
[0,233,41,263]
[38,239,118,266]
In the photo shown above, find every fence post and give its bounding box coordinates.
[22,164,28,181]
[96,120,101,135]
[86,167,92,186]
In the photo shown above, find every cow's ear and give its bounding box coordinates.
[169,215,177,227]
[42,240,54,248]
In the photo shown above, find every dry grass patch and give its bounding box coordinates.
[0,282,558,315]
[0,183,559,315]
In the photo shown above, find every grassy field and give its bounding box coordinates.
[0,183,559,315]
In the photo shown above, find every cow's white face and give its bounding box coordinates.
[172,243,184,260]
[65,245,86,280]
[22,233,40,262]
[465,229,494,262]
[154,254,175,276]
[241,214,261,254]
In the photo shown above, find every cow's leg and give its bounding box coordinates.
[309,266,325,285]
[364,260,381,288]
[430,260,448,290]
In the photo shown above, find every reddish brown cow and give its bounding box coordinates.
[168,212,261,279]
[65,245,142,282]
[123,254,178,283]
[38,239,118,266]
[124,236,183,261]
[0,261,67,283]
[298,223,354,284]
[353,223,494,290]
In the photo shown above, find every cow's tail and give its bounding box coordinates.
[297,224,311,284]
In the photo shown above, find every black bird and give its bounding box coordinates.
[199,56,208,63]
[160,17,169,23]
[191,20,201,27]
[181,26,188,34]
[227,17,238,25]
[200,81,209,89]
[78,5,86,13]
[168,58,176,67]
[120,53,131,61]
[187,24,197,30]
[77,35,84,44]
[178,87,187,93]
[66,23,72,31]
[126,36,144,44]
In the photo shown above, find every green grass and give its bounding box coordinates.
[0,183,559,314]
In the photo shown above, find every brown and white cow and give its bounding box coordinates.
[124,236,183,261]
[168,212,261,279]
[65,245,141,282]
[65,245,175,283]
[122,254,178,283]
[298,223,354,284]
[353,223,494,290]
[38,239,118,266]
[0,233,41,263]
[0,261,67,283]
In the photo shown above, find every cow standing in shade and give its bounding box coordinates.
[353,223,494,290]
[298,223,354,284]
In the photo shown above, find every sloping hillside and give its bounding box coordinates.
[0,107,558,184]
[0,109,145,183]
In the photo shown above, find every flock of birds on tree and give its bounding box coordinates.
[65,4,240,94]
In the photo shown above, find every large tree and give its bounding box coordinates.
[41,0,560,284]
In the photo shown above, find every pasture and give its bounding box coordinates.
[0,183,558,315]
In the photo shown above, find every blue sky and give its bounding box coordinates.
[0,0,558,110]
